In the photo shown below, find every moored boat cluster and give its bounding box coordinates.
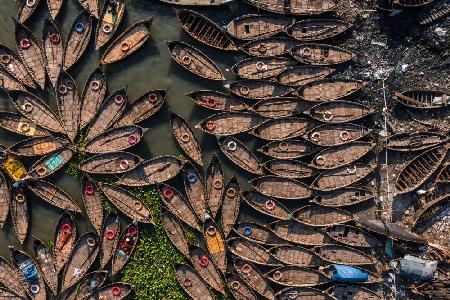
[0,0,449,299]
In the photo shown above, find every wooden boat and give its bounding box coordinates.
[183,162,207,223]
[203,214,226,274]
[226,273,258,300]
[240,37,298,57]
[312,187,375,207]
[84,125,147,154]
[205,154,224,219]
[326,284,382,300]
[166,41,225,81]
[0,68,26,91]
[227,238,281,266]
[14,20,46,89]
[393,90,448,109]
[221,176,240,237]
[268,266,330,287]
[234,222,286,246]
[9,188,28,244]
[314,244,374,265]
[387,132,447,152]
[307,100,374,123]
[9,246,47,300]
[394,0,434,7]
[287,19,351,41]
[322,265,382,284]
[27,179,81,212]
[117,155,182,186]
[243,191,293,220]
[356,219,427,244]
[252,97,310,119]
[170,111,203,166]
[0,287,26,299]
[17,0,41,23]
[188,245,225,294]
[158,184,201,231]
[174,263,215,300]
[33,238,58,295]
[270,220,329,246]
[324,224,381,248]
[299,79,366,102]
[9,136,68,156]
[395,144,448,194]
[79,67,107,129]
[187,90,248,112]
[84,282,133,300]
[250,176,314,200]
[0,112,50,137]
[233,259,274,299]
[251,117,316,141]
[54,212,76,273]
[85,87,127,141]
[77,0,100,18]
[218,136,263,175]
[64,10,93,70]
[81,175,103,234]
[243,0,340,15]
[411,282,450,299]
[115,89,166,127]
[226,14,294,40]
[99,213,120,270]
[276,287,334,300]
[0,173,8,228]
[312,163,375,191]
[98,183,153,224]
[270,245,324,267]
[263,158,317,179]
[95,0,126,50]
[295,205,353,226]
[26,147,73,179]
[57,70,81,142]
[0,43,36,88]
[225,79,295,100]
[304,123,372,147]
[413,193,450,228]
[111,221,139,275]
[312,142,374,170]
[0,147,27,182]
[176,9,237,51]
[291,44,355,65]
[61,232,99,292]
[376,0,395,10]
[0,256,27,298]
[196,112,263,136]
[101,19,153,64]
[277,65,335,87]
[79,152,142,174]
[230,56,296,80]
[47,0,63,20]
[8,90,65,134]
[258,139,320,159]
[161,208,189,256]
[64,271,108,300]
[42,18,64,87]
[420,3,450,25]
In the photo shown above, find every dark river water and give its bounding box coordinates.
[0,0,263,257]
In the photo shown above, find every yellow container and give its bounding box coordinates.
[1,155,27,181]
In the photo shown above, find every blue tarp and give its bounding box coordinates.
[399,255,437,282]
[332,264,369,282]
[19,261,38,283]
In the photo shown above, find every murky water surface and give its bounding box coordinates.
[0,0,269,257]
